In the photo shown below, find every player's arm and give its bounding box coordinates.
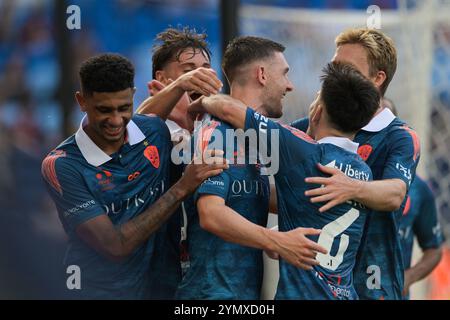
[403,247,442,296]
[190,94,247,129]
[197,195,326,270]
[76,151,228,262]
[304,127,419,212]
[404,184,445,295]
[136,67,223,118]
[304,165,406,212]
[304,167,405,212]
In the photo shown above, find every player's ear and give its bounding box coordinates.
[155,70,168,85]
[374,70,386,91]
[221,67,231,87]
[257,66,267,86]
[75,91,87,112]
[311,103,323,124]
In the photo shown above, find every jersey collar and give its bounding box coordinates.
[75,116,146,167]
[361,107,396,132]
[126,119,146,145]
[317,136,359,154]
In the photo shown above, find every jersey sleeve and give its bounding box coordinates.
[195,172,231,202]
[244,108,317,176]
[382,126,420,190]
[413,182,445,250]
[193,119,232,202]
[42,152,105,230]
[290,117,309,132]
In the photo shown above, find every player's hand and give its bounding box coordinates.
[174,67,223,97]
[148,79,193,129]
[187,96,206,120]
[147,79,165,96]
[273,227,327,270]
[177,150,229,196]
[304,163,362,212]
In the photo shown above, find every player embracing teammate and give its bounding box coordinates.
[43,26,439,300]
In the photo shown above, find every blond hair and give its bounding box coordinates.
[335,28,397,96]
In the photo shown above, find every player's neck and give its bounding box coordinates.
[230,85,266,115]
[373,103,385,117]
[314,127,354,142]
[84,125,125,155]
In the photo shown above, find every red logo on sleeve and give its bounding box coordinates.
[144,145,160,169]
[41,150,66,195]
[281,124,316,143]
[357,144,373,161]
[403,196,411,215]
[198,120,220,153]
[402,125,420,162]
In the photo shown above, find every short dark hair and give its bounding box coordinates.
[152,27,211,78]
[222,36,285,83]
[320,62,380,134]
[79,53,134,95]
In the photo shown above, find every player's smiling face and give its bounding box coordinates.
[78,88,135,151]
[263,52,294,118]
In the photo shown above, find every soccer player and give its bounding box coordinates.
[383,98,444,299]
[136,27,223,297]
[292,28,421,300]
[191,61,381,299]
[41,53,227,299]
[176,36,327,299]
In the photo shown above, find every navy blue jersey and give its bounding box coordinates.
[147,200,182,299]
[246,109,372,300]
[42,114,180,299]
[176,114,270,299]
[352,108,420,300]
[399,176,444,270]
[291,110,421,300]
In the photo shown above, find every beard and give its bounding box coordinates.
[261,88,284,118]
[263,100,283,118]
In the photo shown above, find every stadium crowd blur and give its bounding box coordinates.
[0,0,448,299]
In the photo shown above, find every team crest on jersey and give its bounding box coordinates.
[95,169,115,192]
[357,144,373,161]
[144,145,160,168]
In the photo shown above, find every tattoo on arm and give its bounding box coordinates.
[117,187,183,252]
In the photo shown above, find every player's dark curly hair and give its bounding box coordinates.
[321,62,380,134]
[79,53,134,95]
[222,36,285,83]
[152,27,211,78]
